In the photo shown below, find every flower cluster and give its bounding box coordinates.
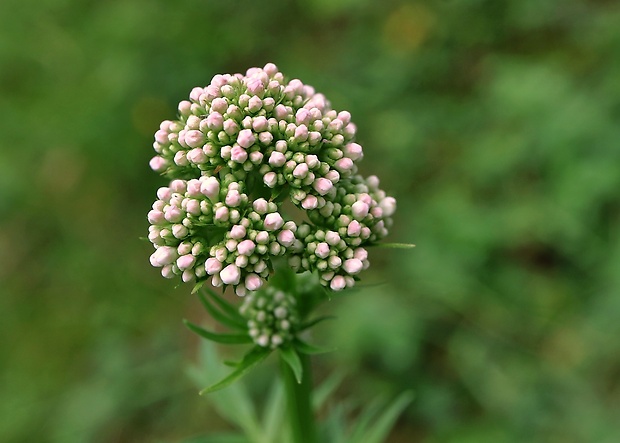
[148,63,395,294]
[239,286,299,349]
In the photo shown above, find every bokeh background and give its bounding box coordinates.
[2,0,620,441]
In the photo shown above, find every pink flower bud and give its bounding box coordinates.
[325,170,340,184]
[335,157,354,173]
[148,210,164,224]
[237,129,255,148]
[313,178,333,195]
[351,201,369,220]
[277,230,295,247]
[252,116,269,132]
[230,146,248,163]
[200,176,220,200]
[215,206,229,222]
[247,78,265,95]
[156,187,172,201]
[205,257,223,275]
[220,264,241,285]
[206,112,224,130]
[347,220,361,237]
[230,225,246,240]
[315,242,330,259]
[253,198,269,214]
[237,239,256,256]
[264,212,284,231]
[161,265,175,279]
[295,108,310,125]
[305,155,319,169]
[249,151,263,164]
[176,254,196,271]
[274,104,289,120]
[258,131,273,145]
[264,62,278,76]
[293,163,309,178]
[189,87,203,101]
[248,96,263,112]
[164,206,184,223]
[263,172,277,188]
[328,255,342,269]
[338,111,351,126]
[343,258,363,275]
[172,224,189,239]
[330,275,346,291]
[211,97,228,113]
[344,142,363,160]
[149,156,168,172]
[150,246,178,267]
[245,274,263,291]
[155,130,169,145]
[186,200,200,216]
[255,231,270,245]
[379,197,397,217]
[178,100,191,115]
[185,130,205,148]
[185,179,201,197]
[325,231,340,245]
[294,125,308,141]
[301,195,318,210]
[269,151,286,167]
[223,119,239,136]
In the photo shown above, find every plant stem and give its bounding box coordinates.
[280,352,317,443]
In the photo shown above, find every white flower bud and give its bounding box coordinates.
[177,254,196,271]
[264,212,284,231]
[150,246,178,267]
[379,197,397,217]
[205,257,223,275]
[237,239,256,256]
[330,275,346,291]
[220,264,241,286]
[237,129,255,148]
[343,258,363,275]
[263,172,277,188]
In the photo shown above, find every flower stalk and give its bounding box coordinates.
[281,351,317,443]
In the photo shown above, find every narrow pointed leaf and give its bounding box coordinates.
[370,242,415,249]
[355,391,414,443]
[204,288,246,323]
[294,339,335,355]
[192,280,206,294]
[200,346,271,394]
[280,346,303,383]
[313,370,346,410]
[197,291,247,331]
[299,315,336,331]
[183,320,252,344]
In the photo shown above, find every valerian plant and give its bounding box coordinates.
[147,63,412,443]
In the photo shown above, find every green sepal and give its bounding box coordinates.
[279,345,303,384]
[197,291,247,331]
[200,346,272,394]
[183,319,252,345]
[293,339,335,355]
[299,315,336,331]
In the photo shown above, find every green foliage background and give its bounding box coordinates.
[1,0,619,441]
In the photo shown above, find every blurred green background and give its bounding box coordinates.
[2,0,620,441]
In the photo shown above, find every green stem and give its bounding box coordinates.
[280,352,317,443]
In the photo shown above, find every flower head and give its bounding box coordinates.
[147,63,396,294]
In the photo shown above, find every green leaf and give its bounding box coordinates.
[262,379,285,441]
[204,288,247,324]
[192,280,206,294]
[197,291,247,331]
[183,320,252,345]
[349,391,414,443]
[280,346,303,383]
[369,242,416,249]
[313,370,346,410]
[200,346,272,394]
[299,315,336,331]
[294,339,335,355]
